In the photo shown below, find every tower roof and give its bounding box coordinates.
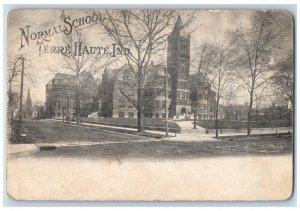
[171,15,189,38]
[26,88,31,101]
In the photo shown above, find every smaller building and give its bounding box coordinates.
[45,71,98,119]
[223,104,249,121]
[189,72,216,120]
[32,104,46,119]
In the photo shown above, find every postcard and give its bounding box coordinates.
[6,9,294,201]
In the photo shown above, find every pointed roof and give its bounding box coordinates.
[26,88,31,101]
[60,10,66,21]
[171,15,189,38]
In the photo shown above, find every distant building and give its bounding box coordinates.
[24,88,32,118]
[32,104,46,119]
[45,71,98,119]
[223,104,249,121]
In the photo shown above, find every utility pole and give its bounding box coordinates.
[61,92,64,123]
[67,94,70,123]
[18,56,25,126]
[165,67,169,137]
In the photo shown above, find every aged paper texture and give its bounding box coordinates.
[6,9,294,201]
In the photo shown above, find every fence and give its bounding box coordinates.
[197,119,292,130]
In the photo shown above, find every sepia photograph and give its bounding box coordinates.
[6,8,294,201]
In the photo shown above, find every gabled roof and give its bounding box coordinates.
[46,71,96,86]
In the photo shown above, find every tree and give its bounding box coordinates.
[189,41,215,129]
[271,51,294,108]
[97,10,195,132]
[59,30,99,124]
[7,56,22,124]
[7,55,34,124]
[233,11,282,136]
[210,38,235,138]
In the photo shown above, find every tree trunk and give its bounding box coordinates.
[193,109,197,129]
[137,76,145,133]
[215,98,219,138]
[247,90,254,136]
[137,96,145,132]
[8,84,14,126]
[76,77,80,125]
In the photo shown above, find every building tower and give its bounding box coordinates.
[24,88,32,118]
[167,15,191,118]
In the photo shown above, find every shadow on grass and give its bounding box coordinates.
[9,134,293,160]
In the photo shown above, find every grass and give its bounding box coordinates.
[82,117,181,133]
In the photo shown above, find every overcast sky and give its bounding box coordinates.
[7,9,292,106]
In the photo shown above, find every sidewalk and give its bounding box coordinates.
[46,119,173,139]
[162,120,218,142]
[45,119,292,143]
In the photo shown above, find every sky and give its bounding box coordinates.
[6,9,292,106]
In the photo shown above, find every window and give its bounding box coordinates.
[119,99,125,108]
[128,103,134,108]
[145,113,152,118]
[155,113,160,118]
[181,91,185,100]
[181,41,187,52]
[177,91,180,99]
[128,112,134,118]
[162,113,166,118]
[118,112,125,118]
[186,92,189,100]
[168,91,171,99]
[154,100,159,109]
[162,101,166,109]
[57,101,61,109]
[57,113,60,117]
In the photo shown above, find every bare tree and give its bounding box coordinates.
[224,87,237,106]
[97,9,196,132]
[7,55,35,124]
[7,57,22,120]
[233,11,282,136]
[59,30,100,124]
[211,37,235,138]
[271,51,294,108]
[189,41,215,129]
